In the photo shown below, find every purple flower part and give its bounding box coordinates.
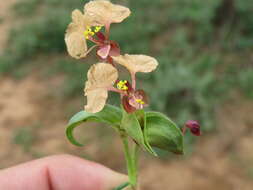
[128,90,148,109]
[122,95,136,113]
[185,120,201,136]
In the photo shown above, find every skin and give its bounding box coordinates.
[0,154,128,190]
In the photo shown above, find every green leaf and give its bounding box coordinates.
[145,112,184,154]
[121,109,155,155]
[121,110,145,147]
[112,182,130,190]
[135,110,157,156]
[66,105,122,146]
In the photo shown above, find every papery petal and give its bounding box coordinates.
[72,9,86,26]
[84,0,131,25]
[65,31,88,59]
[112,54,158,74]
[97,44,111,59]
[85,89,108,113]
[65,10,91,59]
[84,63,118,113]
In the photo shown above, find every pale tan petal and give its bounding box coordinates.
[112,54,159,73]
[65,9,92,59]
[84,63,118,113]
[72,9,92,27]
[84,0,131,25]
[65,30,87,59]
[72,9,85,25]
[84,89,108,113]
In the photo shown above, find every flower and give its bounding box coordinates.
[115,80,148,113]
[111,55,158,113]
[183,120,201,136]
[112,54,158,89]
[122,89,148,113]
[84,63,118,113]
[84,0,131,26]
[65,1,126,60]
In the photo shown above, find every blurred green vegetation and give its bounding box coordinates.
[13,124,39,153]
[0,0,252,143]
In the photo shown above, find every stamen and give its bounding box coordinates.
[84,26,103,39]
[94,26,102,33]
[135,99,145,105]
[117,80,128,91]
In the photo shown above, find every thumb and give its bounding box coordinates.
[0,154,128,190]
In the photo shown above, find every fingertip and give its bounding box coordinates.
[101,169,128,190]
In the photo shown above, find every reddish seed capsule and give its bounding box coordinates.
[183,120,201,136]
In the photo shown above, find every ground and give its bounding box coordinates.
[1,1,253,190]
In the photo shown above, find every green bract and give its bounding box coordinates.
[145,112,184,154]
[66,104,184,155]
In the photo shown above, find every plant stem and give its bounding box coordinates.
[122,136,139,190]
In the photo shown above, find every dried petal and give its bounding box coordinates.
[84,89,108,113]
[72,9,87,27]
[65,31,88,59]
[65,10,91,59]
[112,54,158,74]
[84,0,131,25]
[84,63,118,113]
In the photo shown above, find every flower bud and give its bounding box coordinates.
[184,120,201,136]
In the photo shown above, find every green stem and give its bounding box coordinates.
[122,136,139,190]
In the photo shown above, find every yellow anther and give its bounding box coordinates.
[94,26,102,33]
[136,99,145,105]
[84,26,103,39]
[117,80,128,91]
[84,30,90,39]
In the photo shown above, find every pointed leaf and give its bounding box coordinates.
[66,104,122,146]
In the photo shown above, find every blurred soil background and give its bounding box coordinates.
[0,0,253,189]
